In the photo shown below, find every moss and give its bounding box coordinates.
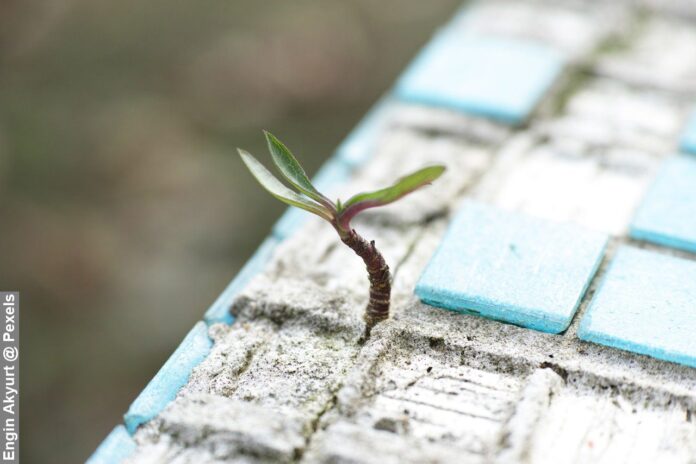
[593,7,651,60]
[548,68,592,117]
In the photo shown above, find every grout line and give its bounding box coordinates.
[563,238,621,339]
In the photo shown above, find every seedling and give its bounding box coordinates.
[239,131,445,336]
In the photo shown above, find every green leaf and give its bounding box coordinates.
[336,165,445,229]
[238,149,332,221]
[263,131,332,207]
[344,165,446,210]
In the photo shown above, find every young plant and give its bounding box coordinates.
[239,131,445,336]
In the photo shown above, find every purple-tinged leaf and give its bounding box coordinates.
[264,131,334,211]
[337,165,445,229]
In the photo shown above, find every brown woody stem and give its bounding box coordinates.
[339,228,391,337]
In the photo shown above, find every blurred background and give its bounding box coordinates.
[0,0,460,462]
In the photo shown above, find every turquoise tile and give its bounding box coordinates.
[124,321,212,434]
[679,109,696,155]
[630,156,696,254]
[415,201,607,333]
[204,237,279,324]
[86,425,136,464]
[394,30,564,125]
[335,97,394,167]
[272,158,353,239]
[578,246,696,368]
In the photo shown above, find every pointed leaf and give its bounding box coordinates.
[344,165,446,209]
[338,165,446,227]
[239,149,332,221]
[264,131,332,207]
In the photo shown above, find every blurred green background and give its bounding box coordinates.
[0,0,460,462]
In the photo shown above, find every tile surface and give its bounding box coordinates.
[415,201,607,333]
[204,237,279,324]
[86,425,136,464]
[395,31,563,125]
[680,110,696,155]
[578,246,696,368]
[124,321,212,434]
[630,156,696,253]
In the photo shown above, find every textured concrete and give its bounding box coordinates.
[536,78,688,155]
[391,102,511,146]
[596,16,696,94]
[449,0,627,61]
[127,394,307,463]
[473,131,663,235]
[300,299,696,464]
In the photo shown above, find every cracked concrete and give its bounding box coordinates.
[125,1,696,462]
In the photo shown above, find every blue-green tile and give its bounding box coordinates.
[416,201,607,333]
[86,425,136,464]
[578,246,696,368]
[395,30,564,125]
[630,156,696,254]
[124,321,212,434]
[679,109,696,155]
